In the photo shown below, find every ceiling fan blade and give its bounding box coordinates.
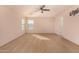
[29,6,41,15]
[43,9,50,11]
[40,5,45,9]
[33,5,44,13]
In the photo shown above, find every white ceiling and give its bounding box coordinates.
[10,5,76,17]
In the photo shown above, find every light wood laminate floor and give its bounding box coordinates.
[0,33,79,53]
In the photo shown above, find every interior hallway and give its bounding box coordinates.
[0,33,79,53]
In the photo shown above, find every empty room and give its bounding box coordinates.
[0,5,79,53]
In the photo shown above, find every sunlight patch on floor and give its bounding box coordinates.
[32,34,50,40]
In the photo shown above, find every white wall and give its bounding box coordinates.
[0,6,24,46]
[25,17,54,33]
[63,17,79,45]
[54,6,79,45]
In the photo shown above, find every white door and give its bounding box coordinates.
[54,17,64,35]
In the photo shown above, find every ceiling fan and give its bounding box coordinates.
[40,5,50,13]
[29,5,50,15]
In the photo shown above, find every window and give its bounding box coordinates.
[21,18,25,31]
[27,20,34,30]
